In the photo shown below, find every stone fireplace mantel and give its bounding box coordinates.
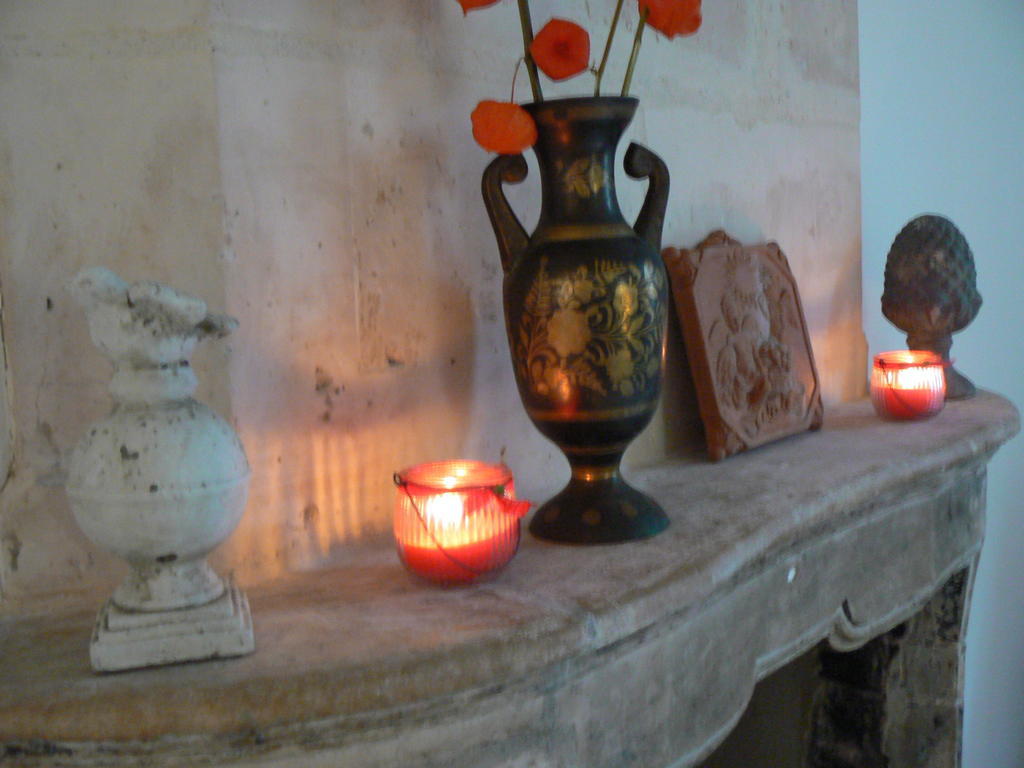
[1,392,1018,767]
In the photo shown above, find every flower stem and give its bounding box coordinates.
[594,0,626,96]
[516,0,543,102]
[621,8,648,97]
[510,57,524,102]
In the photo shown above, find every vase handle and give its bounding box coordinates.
[624,143,670,252]
[482,154,530,275]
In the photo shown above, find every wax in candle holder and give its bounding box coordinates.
[871,350,946,420]
[393,460,529,585]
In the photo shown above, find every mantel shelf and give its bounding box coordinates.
[1,392,1018,767]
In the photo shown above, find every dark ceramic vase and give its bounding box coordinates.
[482,97,670,544]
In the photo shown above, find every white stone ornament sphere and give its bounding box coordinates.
[67,401,250,610]
[66,267,251,615]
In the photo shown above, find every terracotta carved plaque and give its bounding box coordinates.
[663,231,823,460]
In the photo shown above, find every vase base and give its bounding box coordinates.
[529,476,668,544]
[90,579,254,673]
[113,559,226,612]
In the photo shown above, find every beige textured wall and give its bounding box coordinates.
[0,1,230,610]
[0,0,862,612]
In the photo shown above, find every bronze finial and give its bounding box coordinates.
[882,214,981,399]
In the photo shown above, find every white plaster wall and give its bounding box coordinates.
[0,1,231,610]
[0,0,862,610]
[859,2,1024,765]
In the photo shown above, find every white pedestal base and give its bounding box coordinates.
[90,581,254,672]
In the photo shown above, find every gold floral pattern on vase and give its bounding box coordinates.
[563,156,607,198]
[514,258,666,406]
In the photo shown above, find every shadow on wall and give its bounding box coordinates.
[207,2,485,585]
[215,274,477,584]
[800,251,868,403]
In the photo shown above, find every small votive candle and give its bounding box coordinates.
[393,460,529,585]
[871,350,946,420]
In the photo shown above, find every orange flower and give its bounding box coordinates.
[529,18,591,81]
[639,0,702,39]
[471,101,538,154]
[457,0,500,13]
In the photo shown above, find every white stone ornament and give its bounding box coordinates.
[66,267,254,672]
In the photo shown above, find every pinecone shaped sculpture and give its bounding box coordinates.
[882,214,982,399]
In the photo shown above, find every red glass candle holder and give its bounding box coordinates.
[393,460,530,585]
[870,350,946,420]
